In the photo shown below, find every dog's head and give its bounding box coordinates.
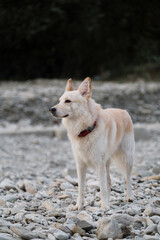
[50,77,92,119]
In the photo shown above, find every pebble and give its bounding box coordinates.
[144,224,157,234]
[73,217,94,231]
[60,182,74,190]
[144,204,160,216]
[49,228,70,240]
[157,222,160,234]
[151,216,160,224]
[10,226,39,239]
[97,217,122,239]
[48,233,56,240]
[0,179,16,190]
[25,213,48,226]
[42,200,55,211]
[24,180,37,194]
[0,233,15,240]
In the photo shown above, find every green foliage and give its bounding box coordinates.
[0,0,160,79]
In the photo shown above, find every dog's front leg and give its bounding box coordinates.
[98,160,110,211]
[72,160,87,210]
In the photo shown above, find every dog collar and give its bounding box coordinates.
[78,121,96,137]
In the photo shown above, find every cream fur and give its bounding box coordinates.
[51,78,135,210]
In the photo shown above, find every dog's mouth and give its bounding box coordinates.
[50,112,69,118]
[63,114,69,118]
[49,107,69,118]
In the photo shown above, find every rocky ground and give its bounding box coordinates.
[0,79,160,240]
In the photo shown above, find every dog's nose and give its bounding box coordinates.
[49,107,56,113]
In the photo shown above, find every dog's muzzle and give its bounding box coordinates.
[49,107,69,118]
[49,107,57,116]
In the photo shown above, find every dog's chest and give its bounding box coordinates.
[72,135,107,168]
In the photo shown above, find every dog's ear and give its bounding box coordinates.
[65,78,74,91]
[78,77,92,98]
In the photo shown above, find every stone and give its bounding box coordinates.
[77,211,93,222]
[3,194,18,203]
[11,203,25,215]
[64,175,78,186]
[10,226,39,239]
[42,200,55,211]
[97,217,123,240]
[16,179,25,190]
[3,208,11,217]
[111,214,134,228]
[0,198,5,206]
[24,180,37,194]
[48,233,56,240]
[73,217,94,231]
[71,225,86,236]
[145,224,157,234]
[14,212,25,222]
[144,204,160,216]
[73,233,83,240]
[132,216,145,230]
[0,233,15,240]
[157,222,160,234]
[49,228,69,240]
[87,180,100,191]
[146,217,154,226]
[25,213,48,225]
[60,182,74,190]
[55,223,72,234]
[58,193,72,199]
[144,235,160,240]
[0,179,16,190]
[0,219,12,227]
[151,216,160,224]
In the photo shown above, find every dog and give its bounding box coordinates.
[50,77,135,210]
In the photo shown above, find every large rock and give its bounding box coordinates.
[97,217,123,239]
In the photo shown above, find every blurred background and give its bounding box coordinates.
[0,0,160,81]
[0,0,160,129]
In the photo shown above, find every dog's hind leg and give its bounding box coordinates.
[106,159,111,201]
[125,154,134,202]
[72,160,87,210]
[112,149,134,202]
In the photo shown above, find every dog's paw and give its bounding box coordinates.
[125,198,134,203]
[125,196,134,202]
[71,204,83,211]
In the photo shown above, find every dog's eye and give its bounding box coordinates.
[65,99,71,103]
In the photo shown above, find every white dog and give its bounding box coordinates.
[50,77,135,210]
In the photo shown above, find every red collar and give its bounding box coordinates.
[78,121,96,137]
